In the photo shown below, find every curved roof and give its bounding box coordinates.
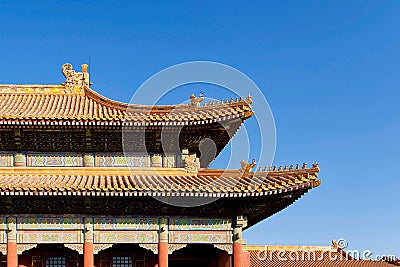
[0,164,320,197]
[0,164,321,226]
[0,84,253,126]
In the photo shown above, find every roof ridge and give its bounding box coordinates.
[1,63,253,112]
[0,63,254,124]
[0,84,69,95]
[0,83,252,109]
[0,84,64,87]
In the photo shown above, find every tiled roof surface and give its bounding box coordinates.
[0,164,320,197]
[0,85,253,126]
[245,244,395,267]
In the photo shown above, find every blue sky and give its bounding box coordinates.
[1,0,399,258]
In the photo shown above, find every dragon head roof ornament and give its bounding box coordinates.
[61,63,90,94]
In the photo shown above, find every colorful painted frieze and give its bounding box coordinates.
[94,231,158,244]
[95,153,150,167]
[18,231,83,244]
[169,231,232,244]
[169,217,231,230]
[94,217,158,231]
[18,217,82,230]
[27,153,82,167]
[0,153,13,167]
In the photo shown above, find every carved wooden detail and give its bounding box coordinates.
[64,244,83,254]
[214,244,233,254]
[93,244,113,254]
[138,244,158,254]
[0,244,7,255]
[17,244,37,255]
[168,244,186,254]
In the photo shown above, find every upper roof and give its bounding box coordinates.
[245,242,396,267]
[0,63,253,126]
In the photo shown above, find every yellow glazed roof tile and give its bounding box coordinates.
[0,164,320,196]
[0,64,253,126]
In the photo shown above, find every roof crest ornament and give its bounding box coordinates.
[240,159,257,173]
[188,92,204,109]
[245,95,253,105]
[61,63,90,94]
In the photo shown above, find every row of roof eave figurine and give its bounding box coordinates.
[240,160,319,173]
[189,92,253,109]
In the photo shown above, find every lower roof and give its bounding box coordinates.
[0,165,320,198]
[0,164,321,227]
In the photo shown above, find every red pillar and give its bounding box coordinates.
[158,242,168,267]
[84,218,94,267]
[233,216,247,267]
[158,218,168,267]
[7,243,18,267]
[243,251,250,267]
[84,242,94,267]
[233,242,243,267]
[7,217,18,267]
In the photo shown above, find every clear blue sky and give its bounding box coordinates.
[1,0,399,258]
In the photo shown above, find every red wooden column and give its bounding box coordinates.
[84,218,94,267]
[233,229,242,267]
[233,216,247,267]
[243,251,250,267]
[7,217,18,267]
[158,218,169,267]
